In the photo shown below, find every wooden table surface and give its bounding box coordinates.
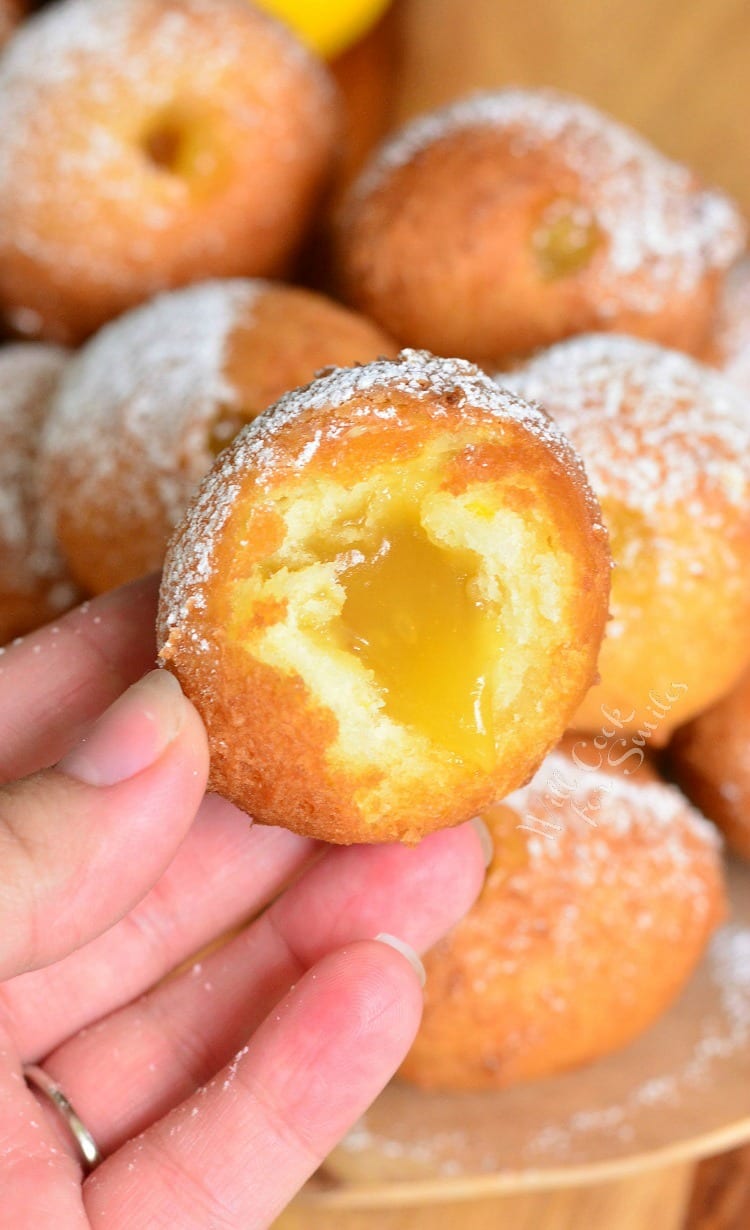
[319,4,750,1227]
[394,0,750,212]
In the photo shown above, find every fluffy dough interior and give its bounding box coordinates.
[227,441,576,807]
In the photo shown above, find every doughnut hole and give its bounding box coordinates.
[399,740,725,1090]
[0,0,339,343]
[336,132,614,364]
[336,92,743,365]
[508,334,750,744]
[164,391,610,845]
[42,281,397,594]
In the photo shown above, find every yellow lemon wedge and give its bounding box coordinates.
[253,0,391,59]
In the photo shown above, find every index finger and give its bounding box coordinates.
[83,940,424,1230]
[0,575,160,782]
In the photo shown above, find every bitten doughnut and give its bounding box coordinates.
[400,738,725,1090]
[707,257,750,396]
[0,0,23,47]
[508,334,750,742]
[0,344,79,644]
[335,89,743,364]
[670,666,750,861]
[0,0,338,344]
[41,279,397,594]
[158,351,610,844]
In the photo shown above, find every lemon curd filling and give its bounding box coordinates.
[325,515,498,766]
[531,199,601,280]
[231,462,573,780]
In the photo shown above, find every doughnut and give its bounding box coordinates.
[507,334,750,742]
[0,0,338,344]
[706,257,750,396]
[41,280,397,595]
[400,737,726,1090]
[0,0,24,47]
[0,344,79,645]
[670,665,750,861]
[334,89,744,365]
[157,351,610,844]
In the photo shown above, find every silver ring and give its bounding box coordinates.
[24,1064,102,1173]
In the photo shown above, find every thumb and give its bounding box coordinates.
[0,670,209,980]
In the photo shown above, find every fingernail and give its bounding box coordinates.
[471,815,494,868]
[58,670,186,787]
[374,933,426,987]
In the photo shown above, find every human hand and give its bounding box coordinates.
[0,577,488,1228]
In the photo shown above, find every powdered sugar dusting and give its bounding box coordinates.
[235,348,570,466]
[507,748,721,856]
[0,344,73,600]
[506,334,750,518]
[42,279,259,535]
[468,748,724,994]
[158,349,602,647]
[0,0,336,287]
[350,89,744,312]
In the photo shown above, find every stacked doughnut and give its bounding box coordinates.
[401,737,725,1088]
[40,280,397,594]
[505,335,750,742]
[0,8,747,1090]
[0,0,339,343]
[158,350,610,843]
[334,89,743,364]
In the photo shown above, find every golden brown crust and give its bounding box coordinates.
[40,280,397,594]
[400,740,726,1089]
[159,352,610,844]
[0,0,339,343]
[335,91,743,364]
[670,666,750,860]
[223,283,399,420]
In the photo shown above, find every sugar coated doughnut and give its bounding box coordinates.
[335,89,744,364]
[41,280,397,594]
[158,351,610,844]
[0,0,338,343]
[670,665,750,861]
[400,738,725,1089]
[707,257,750,396]
[507,334,750,742]
[0,343,79,644]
